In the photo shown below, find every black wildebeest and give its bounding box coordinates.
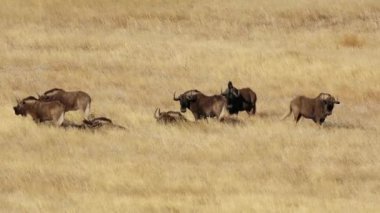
[83,117,126,129]
[38,88,91,119]
[154,108,188,123]
[221,81,257,115]
[173,90,228,121]
[62,117,126,130]
[281,93,340,125]
[13,96,65,126]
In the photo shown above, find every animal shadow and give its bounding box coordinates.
[323,122,365,130]
[220,117,245,126]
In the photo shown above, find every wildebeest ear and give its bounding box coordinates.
[228,81,233,89]
[334,96,340,104]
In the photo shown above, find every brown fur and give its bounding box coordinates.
[282,93,340,125]
[221,81,257,115]
[173,90,228,121]
[154,108,188,123]
[13,96,65,126]
[39,88,92,119]
[83,117,126,129]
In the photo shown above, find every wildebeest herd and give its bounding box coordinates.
[13,81,340,129]
[13,88,125,129]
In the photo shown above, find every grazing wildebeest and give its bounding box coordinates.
[154,108,187,123]
[281,93,340,125]
[13,96,65,126]
[83,117,126,129]
[221,81,257,115]
[38,88,91,119]
[173,90,228,121]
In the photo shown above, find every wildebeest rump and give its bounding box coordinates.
[281,93,340,125]
[154,108,187,123]
[13,96,65,126]
[38,88,91,119]
[173,90,228,121]
[221,81,257,115]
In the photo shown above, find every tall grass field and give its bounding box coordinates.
[0,0,380,212]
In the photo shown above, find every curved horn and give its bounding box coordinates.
[173,92,180,101]
[318,92,331,100]
[154,108,160,119]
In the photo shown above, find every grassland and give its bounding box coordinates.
[0,0,380,212]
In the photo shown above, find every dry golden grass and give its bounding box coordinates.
[340,34,365,48]
[1,0,380,212]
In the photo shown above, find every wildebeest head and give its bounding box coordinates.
[221,81,240,108]
[318,93,340,115]
[173,90,198,113]
[38,88,65,102]
[221,81,240,98]
[13,96,38,116]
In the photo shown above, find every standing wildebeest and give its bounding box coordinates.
[173,90,228,121]
[38,88,91,119]
[281,93,340,125]
[221,81,257,115]
[154,108,188,123]
[13,96,65,126]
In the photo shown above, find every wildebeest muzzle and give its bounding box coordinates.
[13,106,26,116]
[180,101,188,112]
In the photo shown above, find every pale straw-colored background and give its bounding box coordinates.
[0,0,379,212]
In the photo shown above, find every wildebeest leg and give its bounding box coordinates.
[247,105,256,115]
[33,118,41,123]
[295,114,302,124]
[192,112,200,121]
[84,103,91,120]
[217,106,229,121]
[317,118,325,126]
[56,112,65,126]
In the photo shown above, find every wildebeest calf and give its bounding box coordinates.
[154,108,187,123]
[13,96,65,126]
[282,93,340,125]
